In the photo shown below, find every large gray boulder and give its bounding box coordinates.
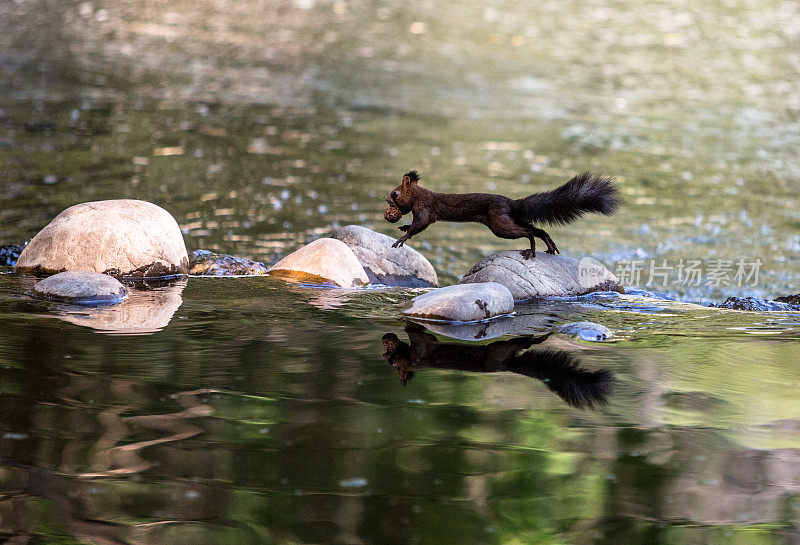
[31,271,128,305]
[459,252,623,300]
[15,200,189,278]
[333,225,438,287]
[403,282,514,322]
[268,238,369,288]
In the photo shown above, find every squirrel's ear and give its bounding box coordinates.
[402,170,420,185]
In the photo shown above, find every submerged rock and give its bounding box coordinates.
[403,282,514,322]
[333,225,438,287]
[31,271,128,305]
[15,200,189,278]
[459,252,623,300]
[555,321,613,341]
[189,250,269,276]
[0,244,25,267]
[268,238,369,288]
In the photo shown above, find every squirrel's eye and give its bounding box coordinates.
[392,191,398,199]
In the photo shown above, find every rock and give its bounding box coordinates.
[333,225,438,287]
[775,294,800,308]
[555,321,613,341]
[403,282,514,322]
[189,250,269,276]
[714,296,794,312]
[268,238,369,288]
[459,252,623,300]
[31,271,128,305]
[15,200,189,278]
[0,244,25,267]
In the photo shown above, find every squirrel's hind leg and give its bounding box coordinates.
[530,227,559,255]
[487,213,540,259]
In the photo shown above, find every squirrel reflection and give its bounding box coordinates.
[381,324,612,410]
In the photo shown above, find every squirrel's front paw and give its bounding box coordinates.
[398,225,410,232]
[392,240,404,248]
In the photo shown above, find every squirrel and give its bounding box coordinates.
[384,170,619,259]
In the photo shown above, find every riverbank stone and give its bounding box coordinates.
[189,250,269,276]
[15,200,189,278]
[31,271,128,305]
[333,225,438,287]
[459,252,623,300]
[402,282,514,322]
[267,238,369,288]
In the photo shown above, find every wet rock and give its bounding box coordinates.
[459,252,623,300]
[775,294,800,308]
[268,238,369,288]
[714,297,794,312]
[31,271,128,305]
[333,225,438,287]
[15,200,189,278]
[0,244,25,267]
[189,249,269,276]
[403,282,514,322]
[555,321,612,341]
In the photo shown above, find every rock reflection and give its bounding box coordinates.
[49,279,186,335]
[381,323,613,409]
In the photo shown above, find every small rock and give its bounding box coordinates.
[403,282,514,322]
[555,321,612,341]
[189,250,269,276]
[333,225,438,287]
[459,252,623,300]
[268,238,369,288]
[31,271,128,305]
[0,244,25,267]
[15,200,189,278]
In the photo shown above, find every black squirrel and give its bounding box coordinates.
[384,170,619,258]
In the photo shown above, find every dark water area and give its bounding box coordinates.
[2,0,800,543]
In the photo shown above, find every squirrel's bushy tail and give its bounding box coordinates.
[517,172,619,225]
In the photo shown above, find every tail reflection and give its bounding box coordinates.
[381,324,612,410]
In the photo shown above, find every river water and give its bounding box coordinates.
[1,1,800,543]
